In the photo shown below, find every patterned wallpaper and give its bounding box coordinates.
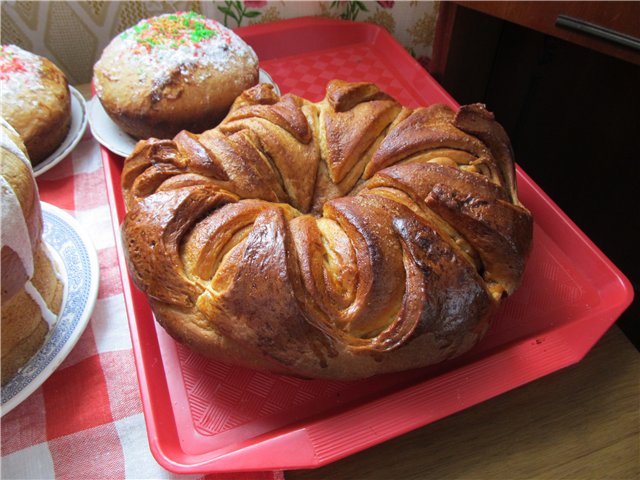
[1,1,439,85]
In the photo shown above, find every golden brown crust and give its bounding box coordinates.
[120,80,533,380]
[94,65,258,140]
[1,317,48,385]
[1,242,64,387]
[1,244,63,385]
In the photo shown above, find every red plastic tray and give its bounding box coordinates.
[100,17,633,474]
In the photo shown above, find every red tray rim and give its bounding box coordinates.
[99,16,634,474]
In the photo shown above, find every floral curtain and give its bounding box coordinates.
[1,1,439,84]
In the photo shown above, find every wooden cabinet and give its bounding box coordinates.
[432,1,640,80]
[458,1,639,64]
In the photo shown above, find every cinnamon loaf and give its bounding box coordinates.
[120,80,533,380]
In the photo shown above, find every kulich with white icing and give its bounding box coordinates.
[1,119,64,385]
[93,11,259,140]
[0,45,71,166]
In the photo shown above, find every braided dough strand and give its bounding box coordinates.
[121,80,533,380]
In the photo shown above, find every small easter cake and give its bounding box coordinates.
[93,11,259,140]
[0,45,71,166]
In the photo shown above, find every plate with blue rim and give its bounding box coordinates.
[1,202,99,416]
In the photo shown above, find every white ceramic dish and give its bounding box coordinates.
[259,68,279,94]
[88,69,280,158]
[33,86,88,177]
[87,96,137,158]
[1,202,100,416]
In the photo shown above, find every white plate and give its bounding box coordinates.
[87,96,138,158]
[88,68,280,158]
[1,202,100,416]
[259,68,279,95]
[34,86,88,177]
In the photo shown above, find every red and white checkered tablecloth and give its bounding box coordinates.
[0,128,284,480]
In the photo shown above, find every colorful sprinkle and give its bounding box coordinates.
[0,46,29,81]
[118,11,232,54]
[0,45,46,103]
[95,12,258,94]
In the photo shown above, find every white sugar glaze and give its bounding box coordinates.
[24,279,58,329]
[94,12,258,95]
[0,117,20,137]
[1,120,58,327]
[0,176,34,278]
[0,120,32,171]
[0,45,45,109]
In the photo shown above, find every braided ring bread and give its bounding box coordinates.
[121,80,533,380]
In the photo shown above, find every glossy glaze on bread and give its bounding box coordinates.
[121,80,533,380]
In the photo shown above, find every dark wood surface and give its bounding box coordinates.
[287,327,639,479]
[456,1,640,65]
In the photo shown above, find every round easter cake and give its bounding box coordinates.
[0,45,71,167]
[93,11,259,140]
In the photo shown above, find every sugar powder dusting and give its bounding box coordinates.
[0,45,46,106]
[96,11,257,91]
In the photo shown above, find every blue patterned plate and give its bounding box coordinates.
[1,202,99,415]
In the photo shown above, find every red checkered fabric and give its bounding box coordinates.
[0,128,284,480]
